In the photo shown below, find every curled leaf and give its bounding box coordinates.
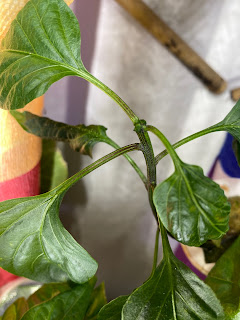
[0,188,97,284]
[11,111,108,157]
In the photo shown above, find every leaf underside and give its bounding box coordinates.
[0,189,97,284]
[11,111,108,157]
[153,162,230,246]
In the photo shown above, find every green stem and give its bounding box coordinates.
[147,125,181,171]
[134,121,157,221]
[151,227,160,276]
[158,219,173,260]
[155,124,223,164]
[56,143,140,194]
[104,137,147,187]
[81,71,139,125]
[135,121,156,188]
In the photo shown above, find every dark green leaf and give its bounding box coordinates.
[153,162,230,246]
[2,298,28,320]
[27,283,70,309]
[205,236,240,318]
[85,283,107,320]
[216,100,240,142]
[40,139,68,193]
[98,296,129,320]
[0,186,97,284]
[21,278,96,320]
[202,196,240,263]
[122,254,224,320]
[0,0,89,110]
[232,139,240,167]
[11,111,108,157]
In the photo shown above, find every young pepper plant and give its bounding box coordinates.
[0,0,239,318]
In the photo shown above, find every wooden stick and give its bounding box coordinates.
[115,0,227,94]
[231,88,240,101]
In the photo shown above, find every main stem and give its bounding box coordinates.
[134,120,157,221]
[134,121,174,269]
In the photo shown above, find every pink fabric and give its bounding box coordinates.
[0,162,40,286]
[0,270,18,287]
[0,162,40,201]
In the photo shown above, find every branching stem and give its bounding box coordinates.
[155,125,223,164]
[57,143,140,193]
[103,137,147,187]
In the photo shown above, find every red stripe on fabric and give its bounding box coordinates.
[0,269,18,287]
[0,162,40,201]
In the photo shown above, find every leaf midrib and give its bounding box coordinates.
[0,197,50,238]
[178,166,223,240]
[0,49,86,76]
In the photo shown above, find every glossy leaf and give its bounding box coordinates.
[153,162,230,246]
[232,139,240,167]
[2,298,28,320]
[122,254,225,320]
[0,0,89,110]
[85,283,107,320]
[97,296,129,320]
[21,278,96,320]
[205,236,240,318]
[216,100,240,142]
[202,196,240,263]
[41,139,68,193]
[27,283,70,309]
[11,111,108,157]
[0,186,97,284]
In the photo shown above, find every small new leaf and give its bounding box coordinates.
[205,236,240,319]
[153,162,230,246]
[85,283,107,320]
[41,140,68,193]
[27,283,71,309]
[2,298,28,320]
[98,296,129,320]
[0,0,89,110]
[0,187,97,284]
[22,278,96,320]
[11,111,108,157]
[122,255,225,320]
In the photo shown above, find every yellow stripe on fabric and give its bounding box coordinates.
[0,97,43,182]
